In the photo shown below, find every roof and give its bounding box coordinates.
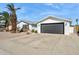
[17,20,29,24]
[36,16,72,24]
[17,20,37,25]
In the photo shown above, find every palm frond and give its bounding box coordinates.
[16,8,21,10]
[2,11,9,18]
[7,3,15,13]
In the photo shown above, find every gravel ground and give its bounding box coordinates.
[0,32,79,55]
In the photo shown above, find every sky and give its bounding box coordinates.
[0,3,79,25]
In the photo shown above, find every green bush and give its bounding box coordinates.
[31,29,37,33]
[35,30,37,33]
[31,29,35,32]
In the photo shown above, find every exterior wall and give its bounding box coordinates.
[64,22,70,35]
[64,22,74,35]
[69,27,74,34]
[29,24,37,31]
[32,26,37,30]
[37,23,41,33]
[29,25,32,30]
[64,27,70,35]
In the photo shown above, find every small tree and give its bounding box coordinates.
[70,21,72,26]
[76,18,78,25]
[75,18,79,33]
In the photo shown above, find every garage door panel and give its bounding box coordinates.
[41,23,64,34]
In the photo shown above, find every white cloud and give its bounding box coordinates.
[16,6,28,20]
[44,3,53,6]
[44,3,61,9]
[17,7,27,14]
[17,15,30,20]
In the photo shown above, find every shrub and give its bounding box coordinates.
[31,29,37,33]
[31,29,35,32]
[35,30,37,33]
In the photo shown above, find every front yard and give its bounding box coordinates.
[0,32,79,55]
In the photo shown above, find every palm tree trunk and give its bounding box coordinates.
[11,14,17,33]
[5,20,9,31]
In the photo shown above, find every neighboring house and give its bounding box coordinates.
[0,20,5,31]
[35,16,74,35]
[17,21,29,31]
[17,20,37,31]
[0,20,5,28]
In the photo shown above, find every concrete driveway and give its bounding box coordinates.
[0,32,79,55]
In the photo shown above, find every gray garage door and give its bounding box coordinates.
[41,23,64,34]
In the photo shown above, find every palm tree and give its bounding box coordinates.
[6,3,20,33]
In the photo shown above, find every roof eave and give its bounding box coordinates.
[36,16,72,24]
